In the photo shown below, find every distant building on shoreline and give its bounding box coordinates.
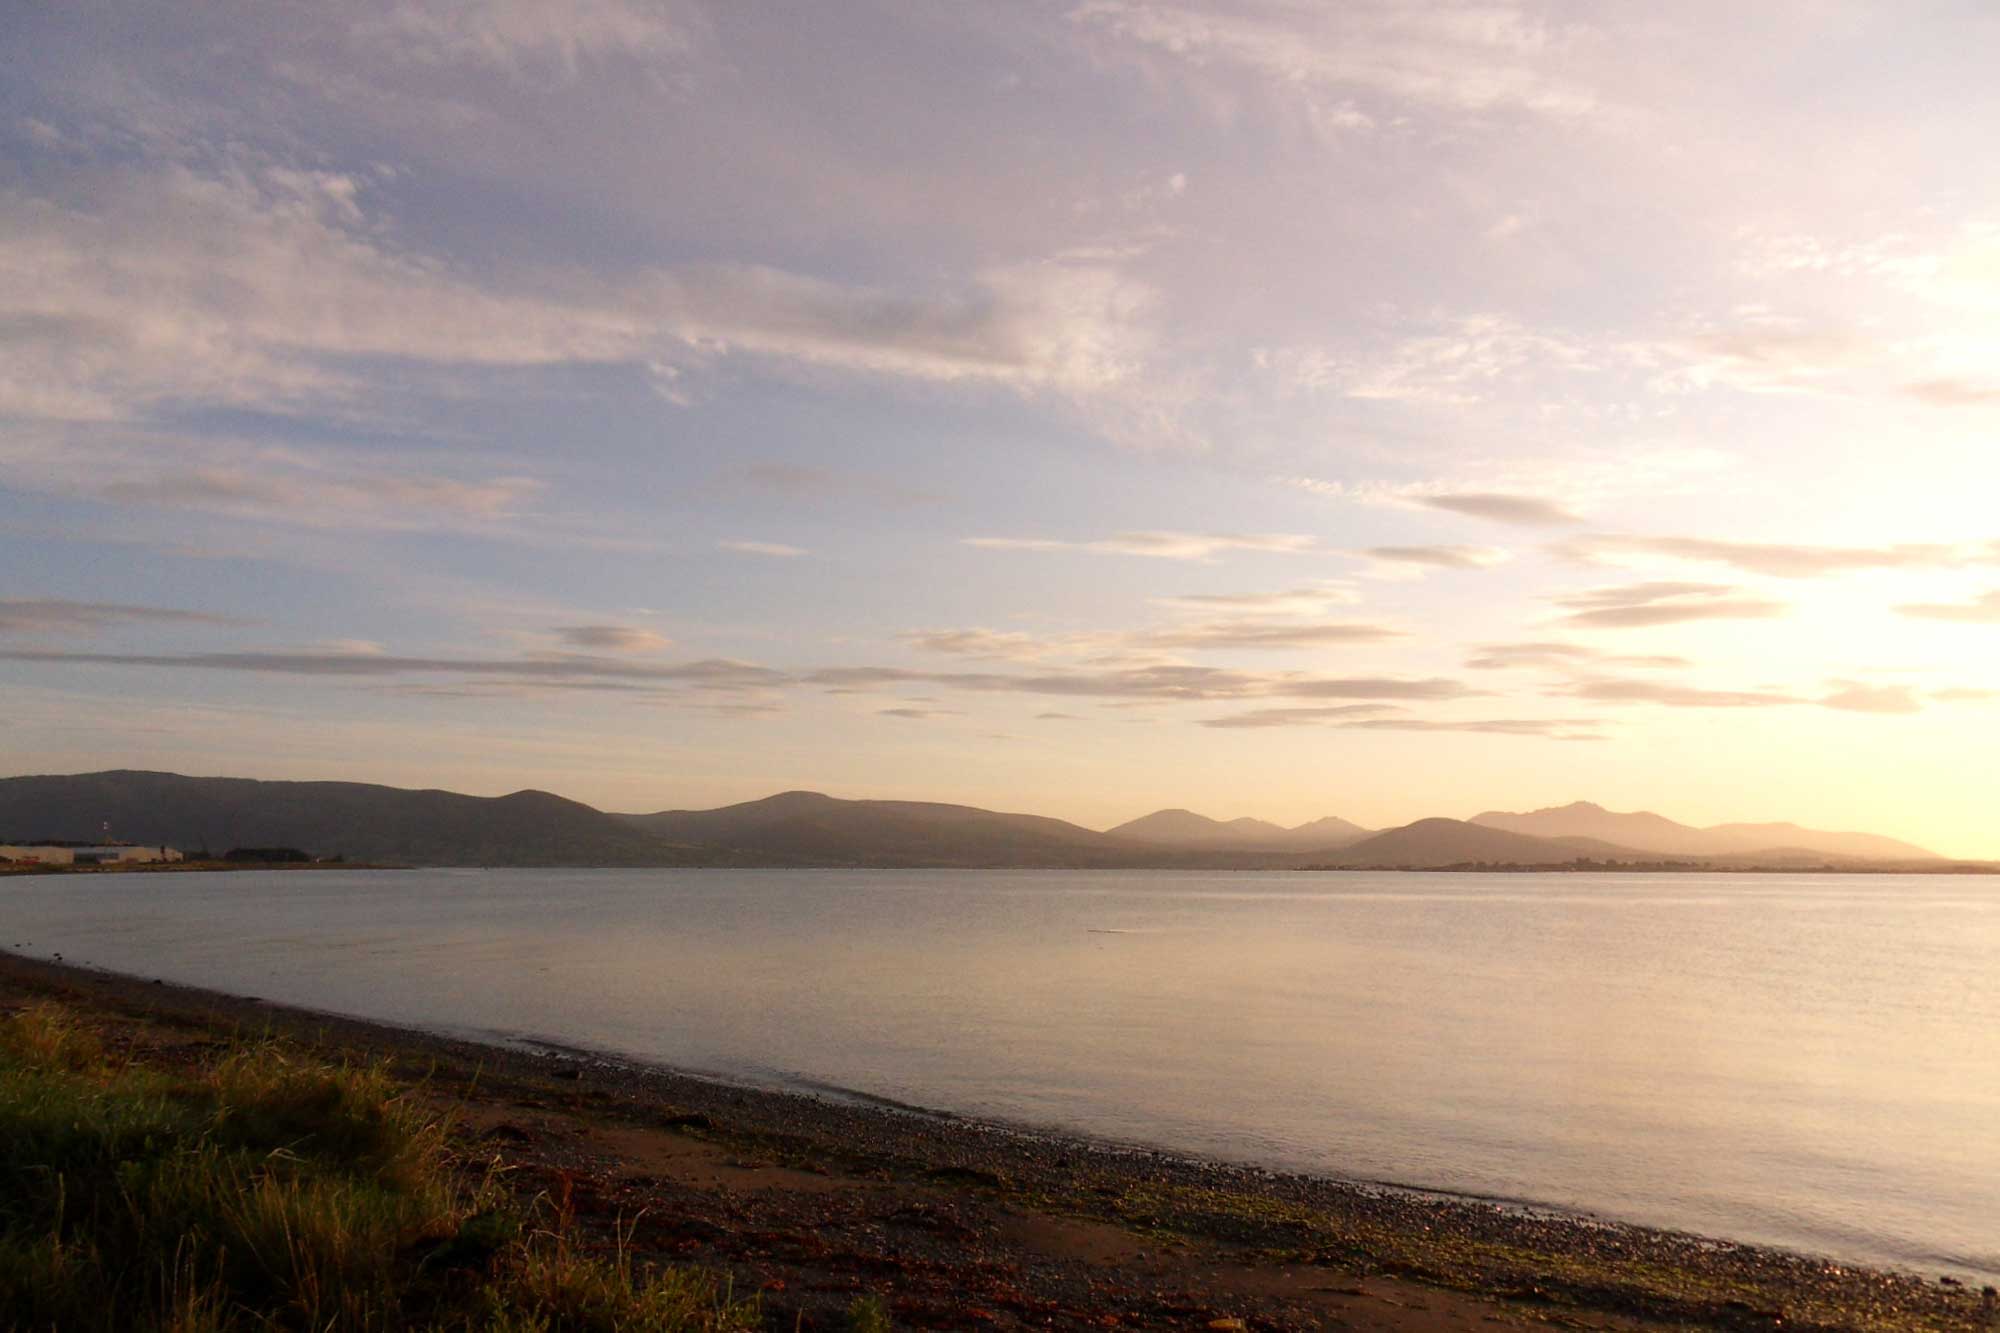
[0,844,74,865]
[0,842,184,865]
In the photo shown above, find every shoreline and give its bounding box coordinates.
[489,1026,1704,1241]
[0,858,395,876]
[0,949,1988,1332]
[9,859,1998,876]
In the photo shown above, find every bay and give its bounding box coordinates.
[6,868,1995,1279]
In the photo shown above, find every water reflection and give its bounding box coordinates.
[6,868,1996,1278]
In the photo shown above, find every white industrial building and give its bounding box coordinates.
[74,844,184,864]
[0,844,75,865]
[0,844,183,865]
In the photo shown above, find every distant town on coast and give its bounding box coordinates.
[2,770,1983,874]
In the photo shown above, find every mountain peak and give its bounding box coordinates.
[0,771,1947,867]
[1106,808,1369,852]
[1468,802,1938,861]
[1107,809,1227,837]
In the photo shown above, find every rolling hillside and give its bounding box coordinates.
[1471,801,1938,861]
[0,771,713,867]
[618,792,1186,867]
[1325,818,1647,868]
[0,772,1955,870]
[1106,808,1372,851]
[1703,822,1938,862]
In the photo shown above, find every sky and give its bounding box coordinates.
[5,2,2000,855]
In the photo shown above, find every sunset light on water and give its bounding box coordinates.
[4,6,1998,1329]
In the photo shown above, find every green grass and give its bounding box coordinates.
[1094,1178,1968,1333]
[0,1003,758,1332]
[844,1294,892,1333]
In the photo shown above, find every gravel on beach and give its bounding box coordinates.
[0,949,1986,1333]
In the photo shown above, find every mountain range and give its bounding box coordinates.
[1467,801,1936,862]
[1104,808,1372,851]
[0,771,1958,870]
[618,790,1170,868]
[0,770,715,867]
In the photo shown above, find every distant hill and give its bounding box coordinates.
[1470,801,1938,861]
[0,770,717,867]
[1286,815,1374,847]
[1107,808,1290,846]
[1472,802,1719,858]
[1325,818,1645,868]
[620,792,1195,867]
[0,772,1954,870]
[1106,808,1372,852]
[1702,822,1938,862]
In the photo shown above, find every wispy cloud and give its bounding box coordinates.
[1462,641,1594,670]
[0,599,243,635]
[902,629,1058,661]
[0,153,1158,447]
[1140,620,1402,650]
[718,540,808,558]
[1819,681,1923,715]
[648,259,1156,395]
[732,463,942,508]
[7,1,1991,832]
[1341,317,1601,405]
[1560,677,1799,708]
[1282,676,1474,701]
[3,643,1473,711]
[553,625,671,653]
[1199,704,1600,740]
[351,0,697,78]
[0,648,786,691]
[1198,703,1404,729]
[1359,544,1511,574]
[2,423,551,534]
[310,639,389,657]
[1895,588,2000,623]
[1560,675,1936,716]
[1553,582,1787,629]
[683,700,787,719]
[1464,641,1693,671]
[1151,582,1359,613]
[1658,316,1871,396]
[0,161,626,426]
[807,664,1472,704]
[1419,493,1581,527]
[1904,378,2000,407]
[127,465,541,527]
[1071,1,1599,122]
[1340,717,1603,740]
[904,617,1398,659]
[1561,534,2000,579]
[966,531,1317,560]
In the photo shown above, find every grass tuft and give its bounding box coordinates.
[846,1293,894,1332]
[0,1000,105,1071]
[0,1002,759,1332]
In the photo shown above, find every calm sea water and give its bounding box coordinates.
[6,869,1996,1278]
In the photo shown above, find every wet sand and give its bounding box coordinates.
[0,948,1985,1332]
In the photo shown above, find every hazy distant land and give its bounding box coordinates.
[0,770,1981,872]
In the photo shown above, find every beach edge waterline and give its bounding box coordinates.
[0,945,1990,1333]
